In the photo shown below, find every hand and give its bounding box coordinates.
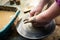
[30,0,50,17]
[28,0,51,27]
[30,0,46,17]
[28,10,52,27]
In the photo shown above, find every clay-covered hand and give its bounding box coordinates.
[28,10,52,27]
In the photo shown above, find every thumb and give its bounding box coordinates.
[28,16,36,23]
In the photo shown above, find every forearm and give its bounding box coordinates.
[36,0,50,12]
[45,1,60,20]
[38,0,50,7]
[36,1,60,22]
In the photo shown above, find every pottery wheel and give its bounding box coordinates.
[16,14,55,39]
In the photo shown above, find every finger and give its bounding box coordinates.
[30,10,35,17]
[28,16,36,23]
[34,12,40,16]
